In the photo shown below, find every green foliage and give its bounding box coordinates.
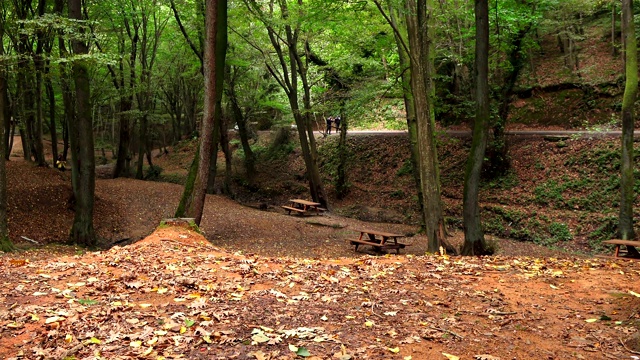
[484,171,519,190]
[144,165,163,180]
[78,298,99,306]
[588,216,618,250]
[0,235,14,253]
[396,159,413,177]
[390,189,405,199]
[546,222,573,245]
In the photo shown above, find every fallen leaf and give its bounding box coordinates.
[443,353,460,360]
[388,347,400,353]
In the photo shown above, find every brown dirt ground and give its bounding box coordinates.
[3,131,640,359]
[1,224,640,360]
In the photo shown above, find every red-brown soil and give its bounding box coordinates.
[2,131,640,359]
[1,225,639,360]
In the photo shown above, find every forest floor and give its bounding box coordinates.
[2,129,640,359]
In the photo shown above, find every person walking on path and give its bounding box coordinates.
[326,116,333,134]
[334,116,341,132]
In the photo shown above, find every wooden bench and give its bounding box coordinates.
[281,205,306,215]
[349,229,409,254]
[350,239,407,252]
[602,239,640,259]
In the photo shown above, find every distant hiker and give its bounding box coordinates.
[326,116,333,134]
[334,116,341,132]
[56,154,66,171]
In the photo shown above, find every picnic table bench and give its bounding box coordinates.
[349,229,409,254]
[601,239,640,260]
[281,199,325,216]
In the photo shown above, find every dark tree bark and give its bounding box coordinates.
[619,0,636,241]
[54,0,72,161]
[462,0,491,256]
[178,0,222,225]
[68,0,97,247]
[207,0,228,195]
[0,25,14,252]
[31,0,47,167]
[225,65,255,182]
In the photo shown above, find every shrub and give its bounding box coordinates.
[144,165,163,180]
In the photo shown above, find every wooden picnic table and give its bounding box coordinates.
[349,228,409,254]
[600,239,640,260]
[281,199,324,216]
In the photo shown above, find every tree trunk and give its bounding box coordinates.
[225,66,255,182]
[135,114,148,179]
[0,26,14,252]
[207,0,228,195]
[55,0,72,161]
[462,0,490,256]
[619,0,636,240]
[68,0,97,248]
[45,69,58,162]
[386,2,424,217]
[406,0,448,253]
[179,0,221,226]
[33,52,46,166]
[612,1,618,56]
[2,66,10,161]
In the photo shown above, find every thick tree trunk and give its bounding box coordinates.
[406,0,448,253]
[462,0,490,256]
[619,0,636,240]
[180,0,220,225]
[387,3,424,217]
[68,0,97,247]
[0,27,14,252]
[207,0,228,195]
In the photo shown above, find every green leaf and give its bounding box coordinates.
[78,298,98,306]
[296,346,311,357]
[185,319,196,327]
[599,315,612,321]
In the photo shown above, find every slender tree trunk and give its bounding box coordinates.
[45,66,58,162]
[135,114,148,179]
[335,111,349,199]
[225,66,255,182]
[68,0,97,247]
[619,0,636,240]
[179,0,221,225]
[2,68,10,161]
[462,0,490,256]
[33,56,46,166]
[55,0,72,161]
[612,1,618,56]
